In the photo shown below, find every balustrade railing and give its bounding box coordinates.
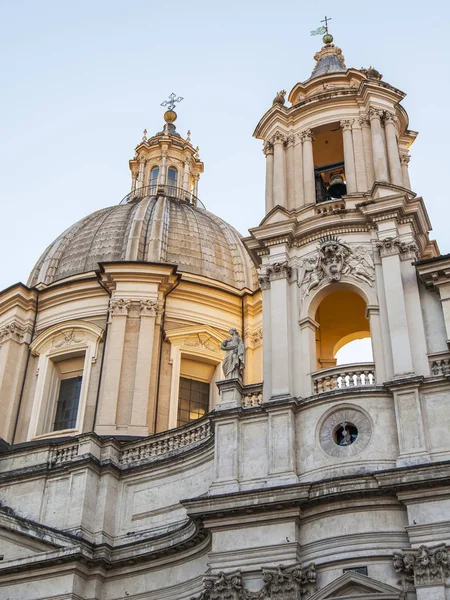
[119,418,212,466]
[242,383,263,407]
[120,184,205,208]
[429,351,450,377]
[312,363,375,394]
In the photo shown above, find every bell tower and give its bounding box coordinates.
[244,29,445,467]
[128,93,204,206]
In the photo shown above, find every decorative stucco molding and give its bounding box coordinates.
[393,544,450,587]
[0,321,27,345]
[194,563,317,600]
[299,237,375,300]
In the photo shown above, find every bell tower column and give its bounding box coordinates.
[302,130,315,204]
[369,108,389,182]
[360,116,375,188]
[286,135,295,210]
[384,112,403,186]
[182,157,190,191]
[264,142,274,213]
[293,133,304,207]
[340,120,357,193]
[400,153,411,189]
[272,132,287,208]
[351,119,368,192]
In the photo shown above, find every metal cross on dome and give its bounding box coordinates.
[161,93,184,111]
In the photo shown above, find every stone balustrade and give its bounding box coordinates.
[119,418,212,465]
[429,351,450,377]
[315,198,346,215]
[50,443,79,465]
[242,383,263,407]
[312,363,375,394]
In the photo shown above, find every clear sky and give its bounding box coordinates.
[0,0,448,291]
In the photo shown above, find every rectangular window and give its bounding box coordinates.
[177,377,210,427]
[53,376,82,431]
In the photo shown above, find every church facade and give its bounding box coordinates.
[1,33,450,600]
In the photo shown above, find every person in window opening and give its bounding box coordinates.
[221,328,245,381]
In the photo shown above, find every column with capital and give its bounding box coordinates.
[159,150,168,186]
[272,132,287,208]
[137,159,145,189]
[131,171,138,193]
[302,130,315,204]
[182,157,190,192]
[400,153,411,189]
[369,107,389,182]
[384,112,403,186]
[293,133,304,207]
[193,173,199,198]
[351,119,368,192]
[286,135,295,210]
[264,141,274,213]
[340,120,357,193]
[359,116,375,188]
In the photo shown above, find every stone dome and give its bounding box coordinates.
[28,194,258,290]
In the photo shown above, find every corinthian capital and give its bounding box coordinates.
[358,115,371,128]
[340,119,353,132]
[400,153,410,166]
[393,545,450,587]
[0,321,27,345]
[109,298,131,318]
[368,106,383,121]
[270,130,286,145]
[263,141,274,156]
[301,129,314,143]
[383,111,396,124]
[375,237,401,258]
[286,133,295,148]
[139,299,159,317]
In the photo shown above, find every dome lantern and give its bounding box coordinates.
[128,93,204,207]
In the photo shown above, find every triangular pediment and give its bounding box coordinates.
[0,509,75,562]
[309,572,402,599]
[259,205,294,226]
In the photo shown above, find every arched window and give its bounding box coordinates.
[167,167,178,190]
[149,166,159,189]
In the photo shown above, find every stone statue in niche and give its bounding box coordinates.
[299,237,375,300]
[221,328,245,381]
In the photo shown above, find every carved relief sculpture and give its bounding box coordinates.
[109,298,131,318]
[0,321,27,344]
[221,328,245,381]
[299,237,375,300]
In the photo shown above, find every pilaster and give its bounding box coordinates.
[400,153,412,189]
[376,237,414,376]
[360,116,375,188]
[293,133,304,207]
[285,134,295,210]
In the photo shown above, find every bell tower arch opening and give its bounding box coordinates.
[314,288,372,370]
[312,123,347,203]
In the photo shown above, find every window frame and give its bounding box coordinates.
[28,321,103,440]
